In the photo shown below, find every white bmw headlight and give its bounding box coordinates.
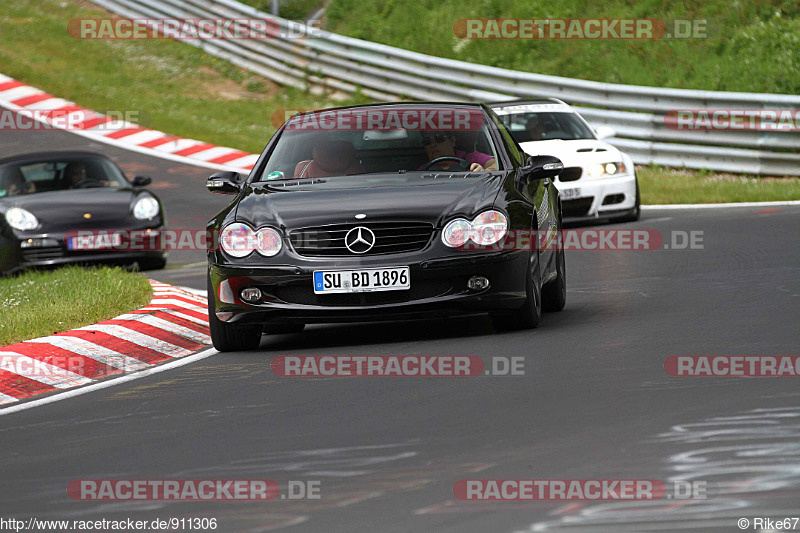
[5,207,39,231]
[132,194,160,220]
[220,223,283,258]
[587,162,627,178]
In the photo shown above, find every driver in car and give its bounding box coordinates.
[64,162,91,188]
[419,132,497,172]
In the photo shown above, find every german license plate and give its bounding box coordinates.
[67,232,122,250]
[313,267,410,294]
[561,187,582,200]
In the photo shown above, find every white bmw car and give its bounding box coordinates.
[491,99,640,223]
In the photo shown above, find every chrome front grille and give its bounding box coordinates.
[289,221,433,257]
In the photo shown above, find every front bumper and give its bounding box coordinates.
[1,227,166,275]
[209,249,529,324]
[556,174,637,222]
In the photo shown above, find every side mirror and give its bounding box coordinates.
[207,171,243,194]
[595,125,616,139]
[131,175,152,187]
[520,155,564,184]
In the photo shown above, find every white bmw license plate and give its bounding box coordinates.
[67,233,122,250]
[561,187,582,200]
[313,267,410,294]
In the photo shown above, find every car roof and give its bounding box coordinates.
[0,150,114,166]
[288,101,491,117]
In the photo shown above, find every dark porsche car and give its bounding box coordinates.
[0,151,167,275]
[206,103,566,351]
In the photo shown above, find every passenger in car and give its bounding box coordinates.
[418,132,497,171]
[293,140,365,178]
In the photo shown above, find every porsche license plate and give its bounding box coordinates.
[313,267,410,294]
[67,233,122,250]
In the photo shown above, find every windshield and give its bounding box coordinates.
[256,106,500,182]
[0,157,128,197]
[498,111,596,143]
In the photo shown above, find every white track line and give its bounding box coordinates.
[0,348,219,416]
[643,200,800,209]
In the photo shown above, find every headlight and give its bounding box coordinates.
[442,218,471,248]
[254,227,282,257]
[442,210,508,248]
[470,210,508,246]
[587,162,626,178]
[133,194,160,220]
[5,207,39,230]
[220,223,283,258]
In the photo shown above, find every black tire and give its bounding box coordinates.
[491,250,542,331]
[615,179,641,223]
[542,243,566,312]
[207,273,262,352]
[263,322,305,335]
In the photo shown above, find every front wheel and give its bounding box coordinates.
[207,273,262,352]
[491,250,542,331]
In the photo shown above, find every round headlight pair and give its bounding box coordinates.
[220,223,282,258]
[442,210,508,248]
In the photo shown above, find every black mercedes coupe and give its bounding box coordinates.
[206,103,566,351]
[0,151,166,275]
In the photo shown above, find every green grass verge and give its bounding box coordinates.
[0,266,152,346]
[325,0,800,94]
[0,0,367,154]
[0,0,796,203]
[639,166,800,204]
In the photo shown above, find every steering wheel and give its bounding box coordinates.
[72,179,101,189]
[422,156,470,171]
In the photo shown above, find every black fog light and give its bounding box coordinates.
[468,276,490,291]
[240,287,262,303]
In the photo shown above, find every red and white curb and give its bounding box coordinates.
[0,74,258,174]
[0,280,211,407]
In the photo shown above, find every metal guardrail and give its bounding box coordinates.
[90,0,800,175]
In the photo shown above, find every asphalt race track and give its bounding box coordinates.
[1,126,799,532]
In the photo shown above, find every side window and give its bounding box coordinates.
[491,114,525,166]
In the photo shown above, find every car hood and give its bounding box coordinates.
[0,189,138,230]
[519,139,623,167]
[235,173,506,229]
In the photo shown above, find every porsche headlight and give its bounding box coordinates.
[220,223,283,258]
[5,207,39,231]
[442,218,471,248]
[442,210,508,248]
[587,162,626,178]
[132,194,160,220]
[471,210,508,246]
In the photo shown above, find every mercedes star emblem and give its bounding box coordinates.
[344,226,376,254]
